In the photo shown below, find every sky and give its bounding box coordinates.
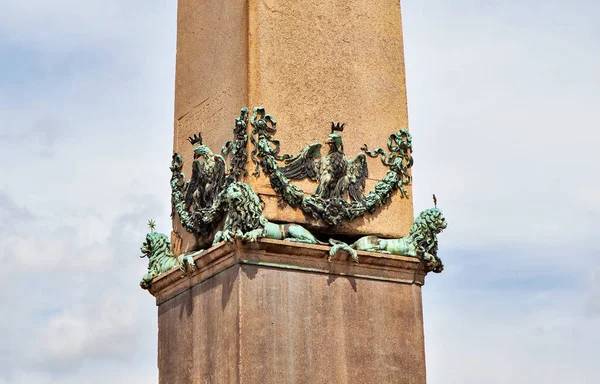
[0,1,599,383]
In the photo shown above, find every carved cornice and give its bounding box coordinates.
[139,106,446,291]
[148,239,427,305]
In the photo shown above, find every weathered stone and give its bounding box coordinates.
[157,2,436,383]
[172,0,413,253]
[150,240,428,383]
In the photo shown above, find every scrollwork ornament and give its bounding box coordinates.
[171,108,415,235]
[362,129,413,199]
[249,107,290,176]
[248,109,414,225]
[222,107,249,181]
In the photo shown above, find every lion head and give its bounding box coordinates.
[140,232,177,289]
[140,231,196,290]
[223,182,267,234]
[140,232,173,260]
[408,208,447,273]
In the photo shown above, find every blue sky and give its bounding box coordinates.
[1,1,599,383]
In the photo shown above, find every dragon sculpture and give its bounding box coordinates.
[213,182,326,245]
[329,207,447,273]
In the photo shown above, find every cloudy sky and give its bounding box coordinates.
[1,1,599,383]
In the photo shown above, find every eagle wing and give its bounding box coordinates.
[209,155,227,201]
[279,142,322,181]
[347,153,368,202]
[184,160,204,209]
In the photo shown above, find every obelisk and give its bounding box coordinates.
[172,0,413,251]
[140,1,447,383]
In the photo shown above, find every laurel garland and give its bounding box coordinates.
[250,107,414,225]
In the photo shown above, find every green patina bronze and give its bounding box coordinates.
[248,107,414,225]
[249,107,291,176]
[147,219,156,232]
[222,107,249,181]
[213,181,326,245]
[329,207,447,273]
[170,108,249,237]
[139,231,197,289]
[281,123,368,201]
[362,129,414,203]
[140,106,445,288]
[170,106,414,229]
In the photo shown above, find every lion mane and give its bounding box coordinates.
[140,232,195,289]
[222,182,268,235]
[408,208,447,273]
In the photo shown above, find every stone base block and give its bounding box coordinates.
[150,240,428,384]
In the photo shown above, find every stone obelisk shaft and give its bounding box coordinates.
[173,0,413,253]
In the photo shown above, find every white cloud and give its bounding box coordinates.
[1,0,599,382]
[406,0,600,251]
[34,294,147,369]
[423,283,600,384]
[0,193,160,381]
[584,269,600,317]
[407,1,600,382]
[0,2,174,380]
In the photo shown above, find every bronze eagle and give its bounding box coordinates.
[279,123,368,202]
[184,133,226,210]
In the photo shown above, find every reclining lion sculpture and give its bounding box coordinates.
[329,208,447,272]
[213,182,326,245]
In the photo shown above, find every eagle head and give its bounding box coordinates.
[325,133,343,153]
[193,145,213,160]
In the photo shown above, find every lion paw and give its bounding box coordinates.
[222,230,234,243]
[328,239,358,263]
[241,229,263,243]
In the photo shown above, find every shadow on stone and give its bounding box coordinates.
[242,264,259,280]
[178,289,193,319]
[327,274,358,292]
[221,267,238,311]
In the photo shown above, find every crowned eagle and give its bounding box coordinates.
[184,133,226,210]
[279,123,368,202]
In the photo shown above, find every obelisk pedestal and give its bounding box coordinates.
[152,1,436,383]
[150,240,427,384]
